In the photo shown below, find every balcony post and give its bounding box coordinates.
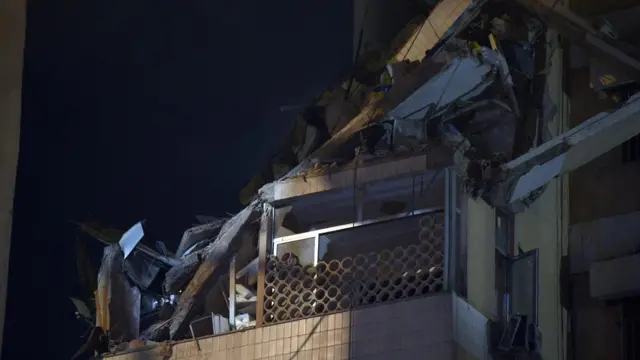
[256,203,274,327]
[444,168,457,292]
[228,256,236,330]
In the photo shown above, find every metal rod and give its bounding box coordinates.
[256,204,273,327]
[443,168,452,291]
[313,234,320,265]
[273,206,444,244]
[210,312,216,337]
[356,186,365,222]
[229,256,236,330]
[449,170,457,293]
[189,324,201,352]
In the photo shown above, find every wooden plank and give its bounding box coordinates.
[168,204,261,339]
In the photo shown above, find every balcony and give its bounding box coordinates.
[264,208,447,325]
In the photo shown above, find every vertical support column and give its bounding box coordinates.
[313,234,320,265]
[444,168,457,292]
[355,186,366,222]
[228,256,236,330]
[256,203,274,327]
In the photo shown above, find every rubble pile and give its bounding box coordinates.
[70,205,262,358]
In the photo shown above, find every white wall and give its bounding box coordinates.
[0,0,26,354]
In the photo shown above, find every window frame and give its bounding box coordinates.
[494,210,539,327]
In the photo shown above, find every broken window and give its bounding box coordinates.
[497,249,540,353]
[622,134,640,163]
[510,249,539,326]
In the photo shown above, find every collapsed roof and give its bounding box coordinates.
[71,0,640,357]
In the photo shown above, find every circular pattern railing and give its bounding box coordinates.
[263,211,445,324]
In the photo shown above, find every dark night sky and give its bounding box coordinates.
[3,0,352,358]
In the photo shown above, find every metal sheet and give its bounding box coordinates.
[119,222,145,259]
[388,57,494,121]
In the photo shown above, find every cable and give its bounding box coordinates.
[345,3,371,101]
[402,2,445,61]
[402,20,427,61]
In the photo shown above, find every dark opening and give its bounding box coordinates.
[622,134,640,163]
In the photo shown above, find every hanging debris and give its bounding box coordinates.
[96,245,141,342]
[174,217,228,259]
[163,249,204,294]
[169,202,262,339]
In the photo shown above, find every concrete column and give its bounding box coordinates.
[514,28,569,360]
[0,0,25,354]
[465,198,496,321]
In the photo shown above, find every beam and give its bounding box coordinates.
[168,203,261,339]
[515,0,640,73]
[270,151,450,201]
[503,95,640,205]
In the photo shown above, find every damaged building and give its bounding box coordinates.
[68,0,640,359]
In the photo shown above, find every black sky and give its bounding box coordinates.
[3,0,352,358]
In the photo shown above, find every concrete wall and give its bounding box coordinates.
[564,2,639,359]
[516,181,565,360]
[452,294,491,360]
[465,198,496,321]
[110,294,455,360]
[566,0,640,225]
[0,0,26,354]
[567,66,640,224]
[569,210,640,274]
[571,273,622,360]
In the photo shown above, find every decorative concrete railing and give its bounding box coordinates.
[263,211,446,324]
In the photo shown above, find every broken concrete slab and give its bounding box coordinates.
[168,202,262,339]
[174,218,228,259]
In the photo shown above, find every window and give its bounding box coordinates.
[498,249,540,353]
[496,210,514,256]
[622,134,640,163]
[510,249,539,326]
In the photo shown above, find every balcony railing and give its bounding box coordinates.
[263,208,447,325]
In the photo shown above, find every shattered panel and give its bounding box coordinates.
[123,251,160,289]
